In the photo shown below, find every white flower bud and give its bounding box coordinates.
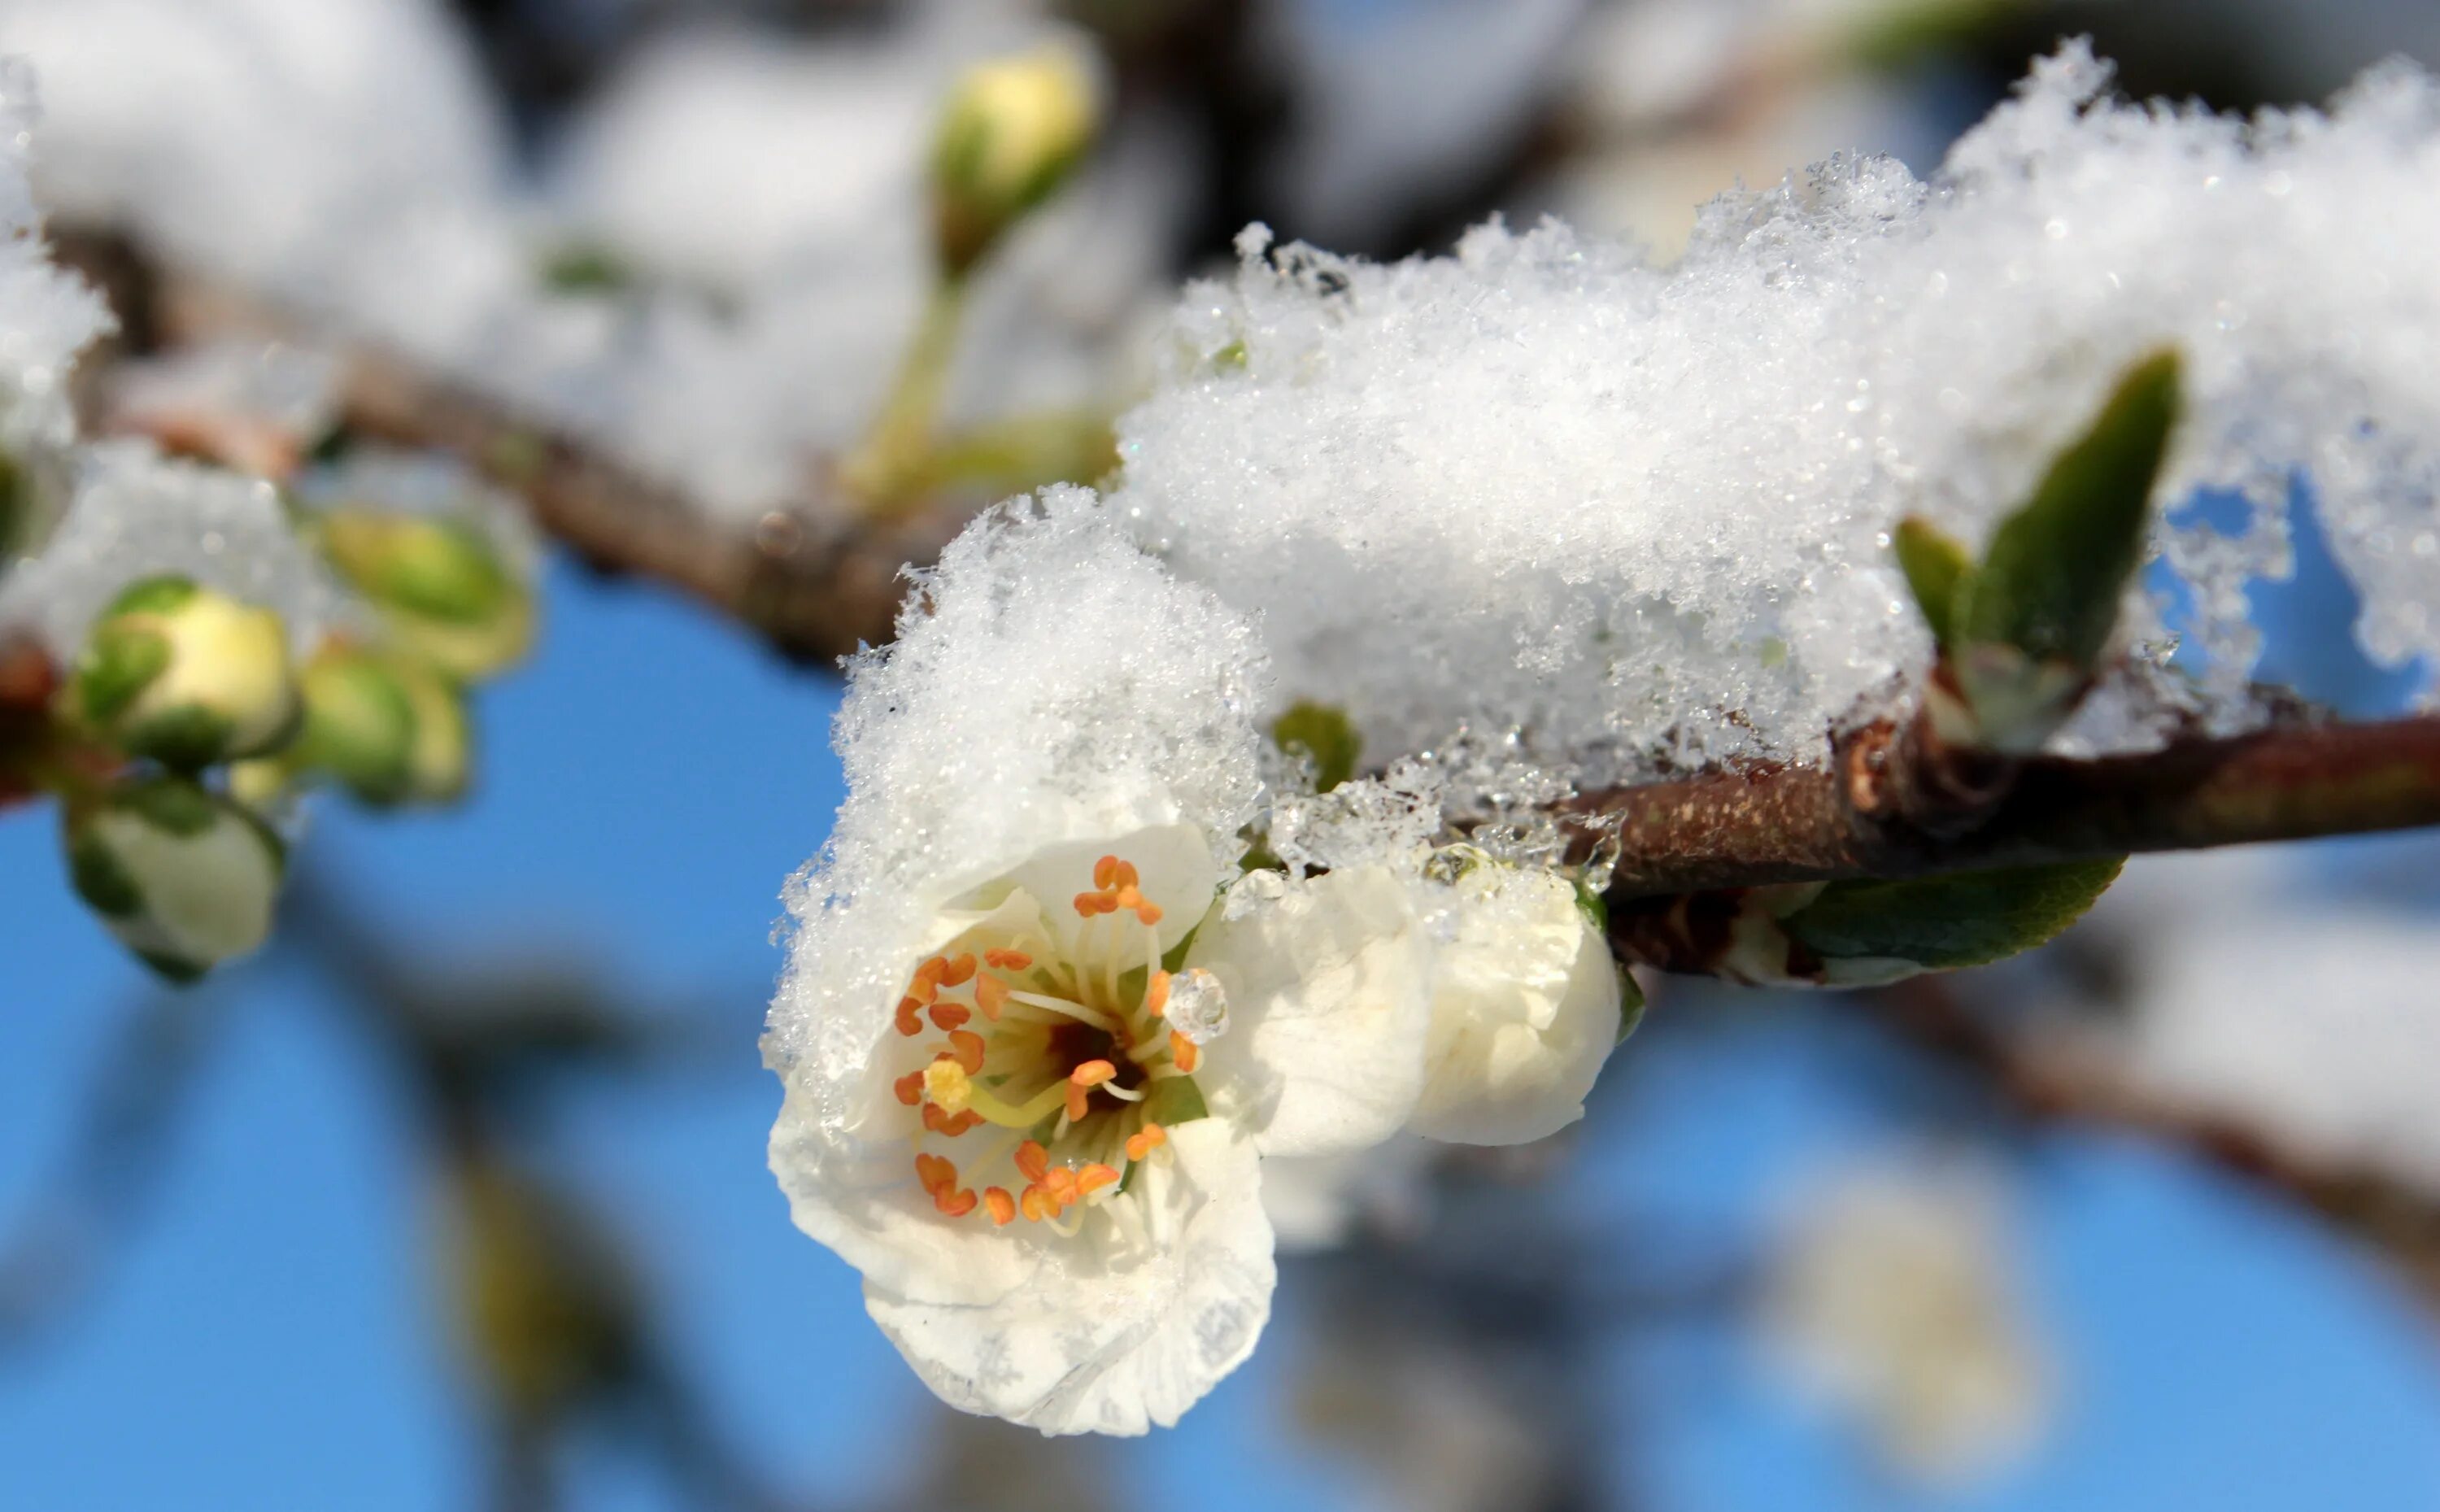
[64,773,285,981]
[66,574,299,769]
[928,43,1100,275]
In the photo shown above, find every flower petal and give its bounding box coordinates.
[1193,865,1431,1157]
[980,821,1219,958]
[863,1118,1274,1436]
[1408,869,1622,1146]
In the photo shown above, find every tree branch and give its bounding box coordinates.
[1573,709,2440,900]
[54,229,951,665]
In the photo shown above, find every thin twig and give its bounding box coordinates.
[54,229,949,665]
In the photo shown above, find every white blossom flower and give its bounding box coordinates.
[1407,864,1625,1146]
[768,494,1440,1435]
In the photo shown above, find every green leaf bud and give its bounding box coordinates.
[63,773,285,981]
[317,512,534,682]
[294,644,474,807]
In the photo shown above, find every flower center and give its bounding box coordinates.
[890,852,1217,1235]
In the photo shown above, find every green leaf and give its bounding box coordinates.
[1272,701,1361,793]
[116,774,223,838]
[102,574,200,617]
[64,824,142,918]
[1959,351,2181,672]
[1781,858,2127,971]
[122,704,237,772]
[1614,969,1648,1047]
[1160,921,1202,974]
[1572,875,1610,935]
[72,622,171,725]
[1140,1074,1209,1129]
[1893,516,1974,650]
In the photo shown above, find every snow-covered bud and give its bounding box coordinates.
[63,773,285,982]
[928,43,1099,276]
[294,644,473,807]
[316,512,534,682]
[64,575,299,769]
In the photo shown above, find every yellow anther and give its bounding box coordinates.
[923,1058,974,1113]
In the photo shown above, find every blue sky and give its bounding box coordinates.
[3,558,2438,1510]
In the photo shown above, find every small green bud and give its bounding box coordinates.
[1272,701,1362,793]
[294,645,473,807]
[317,512,534,681]
[929,46,1099,276]
[65,575,300,769]
[64,773,285,981]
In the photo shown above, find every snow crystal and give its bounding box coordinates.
[1111,45,2440,791]
[766,486,1268,1092]
[0,58,111,463]
[0,441,344,655]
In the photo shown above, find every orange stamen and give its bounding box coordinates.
[974,974,1009,1020]
[1070,1059,1118,1087]
[1021,1187,1047,1222]
[915,957,948,988]
[1111,860,1139,889]
[1094,856,1120,889]
[984,1187,1017,1226]
[894,997,925,1036]
[922,1105,981,1136]
[1077,1163,1121,1196]
[893,1072,925,1106]
[936,1187,978,1218]
[1144,970,1171,1019]
[1015,1141,1050,1183]
[929,1002,971,1031]
[986,948,1032,971]
[914,1153,956,1196]
[948,1030,987,1073]
[1126,1122,1168,1161]
[940,953,977,987]
[1170,1031,1200,1073]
